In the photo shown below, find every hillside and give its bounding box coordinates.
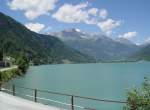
[131,44,150,61]
[0,12,94,65]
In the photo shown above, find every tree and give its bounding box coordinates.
[123,77,150,110]
[16,52,29,73]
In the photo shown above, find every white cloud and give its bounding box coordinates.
[135,42,141,46]
[99,9,108,19]
[84,18,97,24]
[8,0,58,20]
[97,19,121,35]
[144,37,150,44]
[25,22,45,33]
[52,2,120,36]
[88,8,98,16]
[118,31,137,39]
[44,26,52,31]
[52,3,109,24]
[52,3,89,23]
[43,26,52,34]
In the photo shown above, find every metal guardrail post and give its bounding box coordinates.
[34,89,37,102]
[12,85,15,96]
[0,82,1,91]
[71,95,74,110]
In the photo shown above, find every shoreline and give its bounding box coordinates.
[30,60,149,67]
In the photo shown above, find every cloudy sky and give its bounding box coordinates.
[0,0,150,44]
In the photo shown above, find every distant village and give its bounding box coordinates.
[0,51,14,68]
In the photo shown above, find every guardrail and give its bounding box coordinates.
[0,82,136,110]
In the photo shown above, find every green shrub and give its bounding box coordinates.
[16,53,29,73]
[123,77,150,110]
[0,68,21,82]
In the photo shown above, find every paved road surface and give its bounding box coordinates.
[0,92,61,110]
[0,65,18,72]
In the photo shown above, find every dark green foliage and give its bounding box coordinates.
[0,12,94,65]
[123,78,150,110]
[16,52,29,73]
[0,68,21,82]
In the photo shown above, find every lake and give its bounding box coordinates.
[7,61,150,110]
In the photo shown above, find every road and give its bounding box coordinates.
[0,65,18,72]
[0,92,61,110]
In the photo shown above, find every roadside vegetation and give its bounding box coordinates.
[16,52,29,73]
[0,51,29,82]
[123,77,150,110]
[0,68,21,82]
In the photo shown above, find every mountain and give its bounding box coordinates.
[0,12,94,64]
[51,28,139,61]
[129,38,150,61]
[115,37,136,46]
[131,44,150,61]
[139,38,150,48]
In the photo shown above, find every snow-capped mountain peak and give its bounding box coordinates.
[64,28,81,33]
[115,37,136,45]
[74,28,81,32]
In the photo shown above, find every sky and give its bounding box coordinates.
[0,0,150,44]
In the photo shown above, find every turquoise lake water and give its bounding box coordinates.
[8,61,150,110]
